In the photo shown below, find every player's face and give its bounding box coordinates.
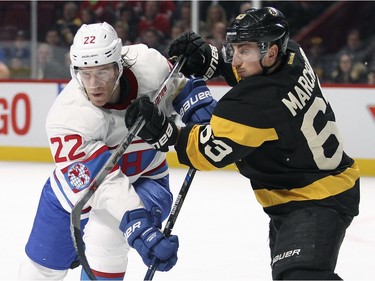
[230,43,264,78]
[78,63,119,106]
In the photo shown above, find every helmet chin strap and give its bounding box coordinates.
[113,60,124,90]
[260,60,271,75]
[108,61,124,102]
[259,53,284,75]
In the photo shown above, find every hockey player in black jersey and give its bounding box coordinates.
[125,7,360,280]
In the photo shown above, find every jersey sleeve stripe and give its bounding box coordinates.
[187,125,218,171]
[211,115,279,147]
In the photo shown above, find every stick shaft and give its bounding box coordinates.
[144,168,196,281]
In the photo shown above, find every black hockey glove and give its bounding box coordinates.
[125,96,178,152]
[168,31,222,80]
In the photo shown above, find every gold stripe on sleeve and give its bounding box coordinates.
[186,125,218,171]
[211,115,279,147]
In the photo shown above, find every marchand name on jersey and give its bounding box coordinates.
[282,49,317,117]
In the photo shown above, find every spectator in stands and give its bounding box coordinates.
[171,1,192,33]
[80,7,98,25]
[367,69,375,85]
[170,23,185,41]
[239,1,253,13]
[60,51,71,80]
[119,1,143,19]
[114,20,132,45]
[0,49,10,79]
[305,36,329,82]
[6,30,30,68]
[130,0,176,18]
[157,0,176,18]
[164,23,185,58]
[206,21,227,51]
[227,1,253,23]
[338,29,369,64]
[330,52,367,84]
[54,2,82,47]
[0,62,10,79]
[45,28,69,65]
[366,38,375,73]
[137,1,171,39]
[117,4,140,43]
[35,43,67,79]
[137,27,167,56]
[79,0,116,25]
[199,3,228,39]
[204,21,227,83]
[9,57,30,79]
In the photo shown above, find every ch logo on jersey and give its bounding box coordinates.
[67,163,91,191]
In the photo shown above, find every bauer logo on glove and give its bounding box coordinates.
[124,221,142,239]
[120,208,179,272]
[173,78,217,124]
[125,96,179,152]
[178,89,213,118]
[152,122,176,151]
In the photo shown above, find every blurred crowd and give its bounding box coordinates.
[304,30,375,85]
[0,0,374,85]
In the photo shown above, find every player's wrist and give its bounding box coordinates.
[150,119,179,152]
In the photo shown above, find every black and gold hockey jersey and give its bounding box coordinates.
[175,40,360,218]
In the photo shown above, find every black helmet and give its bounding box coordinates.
[226,7,290,55]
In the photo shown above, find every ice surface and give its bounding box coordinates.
[1,161,374,280]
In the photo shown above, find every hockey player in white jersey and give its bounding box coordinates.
[18,22,193,280]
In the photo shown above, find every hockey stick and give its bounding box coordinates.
[144,167,196,281]
[70,55,186,280]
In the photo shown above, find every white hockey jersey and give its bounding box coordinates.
[46,44,181,221]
